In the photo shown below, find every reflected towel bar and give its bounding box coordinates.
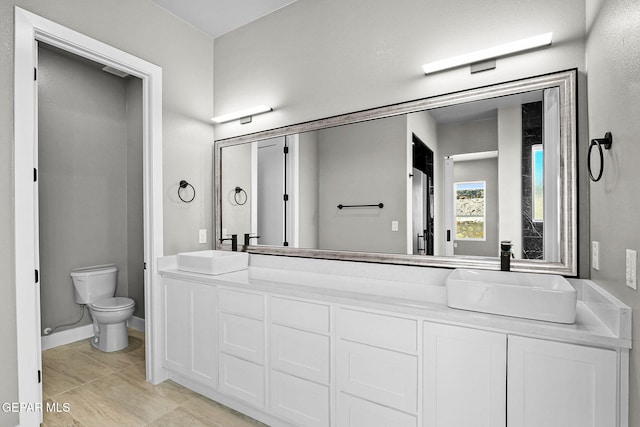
[337,203,384,209]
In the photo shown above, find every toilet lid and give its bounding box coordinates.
[91,297,135,312]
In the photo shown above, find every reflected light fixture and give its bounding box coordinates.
[211,105,273,124]
[422,32,553,75]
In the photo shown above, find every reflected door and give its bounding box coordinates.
[258,138,286,246]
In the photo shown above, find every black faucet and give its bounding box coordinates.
[244,233,261,247]
[500,240,513,271]
[220,234,238,251]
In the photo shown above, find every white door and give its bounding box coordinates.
[258,138,286,245]
[423,322,506,427]
[508,335,617,427]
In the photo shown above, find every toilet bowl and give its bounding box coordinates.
[70,265,136,352]
[89,297,136,352]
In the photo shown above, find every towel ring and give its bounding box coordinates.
[588,132,613,182]
[178,180,196,203]
[234,186,248,205]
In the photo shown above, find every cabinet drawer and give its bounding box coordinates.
[271,324,330,384]
[271,297,330,334]
[219,312,264,363]
[219,288,264,319]
[337,393,417,427]
[219,353,264,408]
[338,340,418,413]
[337,308,417,353]
[270,370,330,427]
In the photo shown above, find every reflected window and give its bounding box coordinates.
[455,181,486,240]
[532,144,544,222]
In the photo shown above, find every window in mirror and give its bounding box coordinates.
[455,181,486,241]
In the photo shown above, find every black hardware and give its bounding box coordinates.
[34,68,37,81]
[38,370,41,384]
[244,233,261,246]
[143,262,147,270]
[234,186,248,205]
[220,234,238,251]
[588,132,613,182]
[283,146,289,154]
[283,241,289,246]
[34,168,37,182]
[35,269,39,283]
[446,230,451,242]
[337,203,384,209]
[283,194,289,201]
[178,180,196,203]
[500,240,513,272]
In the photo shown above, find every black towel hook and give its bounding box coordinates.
[588,132,613,182]
[178,180,196,203]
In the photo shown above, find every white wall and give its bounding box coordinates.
[498,106,523,259]
[213,0,586,141]
[298,131,319,249]
[1,1,214,424]
[318,116,407,253]
[586,1,640,426]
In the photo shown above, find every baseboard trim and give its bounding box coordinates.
[127,315,145,333]
[41,324,94,351]
[41,316,145,350]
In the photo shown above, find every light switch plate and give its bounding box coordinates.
[199,229,207,244]
[391,221,399,231]
[626,249,637,290]
[592,241,599,271]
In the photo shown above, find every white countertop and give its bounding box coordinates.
[158,254,632,349]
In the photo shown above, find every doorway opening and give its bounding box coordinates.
[411,133,434,256]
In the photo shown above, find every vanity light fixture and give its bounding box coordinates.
[422,32,553,75]
[211,105,273,124]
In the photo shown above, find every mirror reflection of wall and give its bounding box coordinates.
[219,83,563,263]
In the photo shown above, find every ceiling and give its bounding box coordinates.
[151,0,298,39]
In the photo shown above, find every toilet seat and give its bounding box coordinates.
[90,297,135,312]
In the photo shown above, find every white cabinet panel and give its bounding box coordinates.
[164,278,190,374]
[338,393,417,427]
[219,288,265,319]
[163,278,217,387]
[271,297,330,334]
[219,353,265,408]
[508,335,617,427]
[271,324,330,384]
[338,308,417,353]
[270,370,330,427]
[219,312,265,363]
[338,340,418,413]
[423,322,506,427]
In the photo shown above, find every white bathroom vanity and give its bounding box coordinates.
[157,254,631,427]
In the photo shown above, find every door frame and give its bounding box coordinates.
[14,7,165,425]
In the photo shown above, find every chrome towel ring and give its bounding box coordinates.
[588,132,613,182]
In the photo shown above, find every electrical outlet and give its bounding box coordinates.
[592,241,599,271]
[391,221,399,232]
[626,249,637,290]
[199,229,207,244]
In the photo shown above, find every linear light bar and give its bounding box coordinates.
[422,32,553,75]
[211,105,273,124]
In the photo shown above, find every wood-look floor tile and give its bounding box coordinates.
[42,349,114,396]
[76,334,145,370]
[180,395,257,427]
[74,372,180,424]
[114,363,198,406]
[56,385,149,427]
[148,406,221,427]
[41,398,85,427]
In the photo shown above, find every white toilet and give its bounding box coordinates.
[70,264,135,352]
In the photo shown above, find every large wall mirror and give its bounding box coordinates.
[215,70,577,275]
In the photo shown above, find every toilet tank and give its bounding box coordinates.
[70,265,118,304]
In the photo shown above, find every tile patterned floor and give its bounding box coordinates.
[42,328,268,427]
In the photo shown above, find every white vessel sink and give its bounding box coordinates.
[177,250,249,275]
[446,269,577,324]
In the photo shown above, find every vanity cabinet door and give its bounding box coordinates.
[507,335,617,427]
[163,278,218,387]
[423,322,506,427]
